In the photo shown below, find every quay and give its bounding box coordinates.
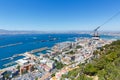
[3,61,16,67]
[0,54,24,61]
[0,47,48,61]
[30,47,48,54]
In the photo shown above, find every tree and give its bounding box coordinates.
[51,73,55,77]
[106,52,117,62]
[35,77,38,80]
[3,72,11,79]
[76,74,92,80]
[55,61,64,69]
[95,57,106,70]
[76,45,82,49]
[84,63,98,76]
[17,65,20,70]
[98,69,107,80]
[61,40,120,80]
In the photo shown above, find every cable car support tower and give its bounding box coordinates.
[92,11,120,40]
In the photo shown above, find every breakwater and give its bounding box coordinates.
[0,42,23,48]
[1,47,48,61]
[0,54,24,61]
[30,47,48,54]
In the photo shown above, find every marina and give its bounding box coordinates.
[1,47,48,61]
[3,61,16,67]
[0,54,24,61]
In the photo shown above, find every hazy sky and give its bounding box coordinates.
[0,0,120,31]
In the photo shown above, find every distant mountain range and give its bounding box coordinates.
[0,29,91,34]
[0,29,47,35]
[0,29,120,36]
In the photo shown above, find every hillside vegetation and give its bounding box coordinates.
[61,40,120,80]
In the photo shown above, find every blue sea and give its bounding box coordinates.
[0,34,115,69]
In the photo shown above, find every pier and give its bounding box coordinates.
[0,54,24,61]
[30,47,48,54]
[3,61,16,67]
[0,47,48,61]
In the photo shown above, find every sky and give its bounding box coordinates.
[0,0,120,31]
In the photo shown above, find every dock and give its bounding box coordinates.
[0,47,48,61]
[3,61,16,67]
[0,54,24,61]
[30,47,48,54]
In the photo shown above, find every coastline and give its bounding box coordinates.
[0,35,116,80]
[0,34,118,69]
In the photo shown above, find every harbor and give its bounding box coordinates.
[0,34,118,80]
[0,0,120,79]
[0,54,24,61]
[3,61,16,67]
[0,36,116,80]
[1,47,48,61]
[0,34,116,69]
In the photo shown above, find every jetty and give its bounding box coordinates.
[3,61,16,67]
[0,42,23,48]
[0,47,48,61]
[1,54,24,61]
[30,47,48,54]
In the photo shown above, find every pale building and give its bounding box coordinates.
[16,59,29,66]
[46,60,54,69]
